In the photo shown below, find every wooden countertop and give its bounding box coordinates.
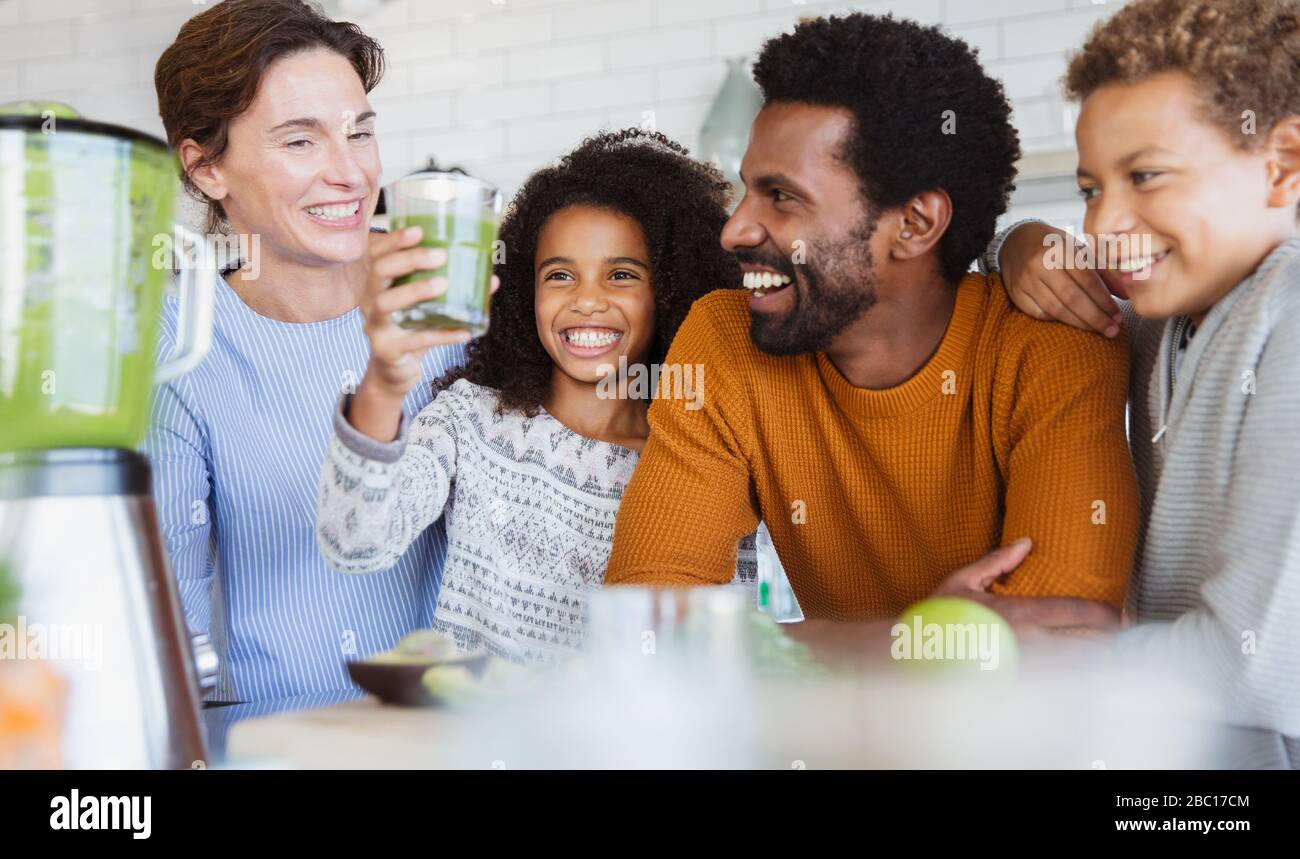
[227,665,1230,769]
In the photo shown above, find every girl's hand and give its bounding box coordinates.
[350,228,467,442]
[350,228,501,443]
[998,222,1124,338]
[360,227,470,401]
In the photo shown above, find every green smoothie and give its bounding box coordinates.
[389,213,496,336]
[0,127,174,453]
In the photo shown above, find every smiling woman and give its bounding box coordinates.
[144,0,468,703]
[155,2,382,232]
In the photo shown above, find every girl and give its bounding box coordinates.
[316,130,743,664]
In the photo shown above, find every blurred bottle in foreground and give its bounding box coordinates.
[0,558,67,769]
[756,522,803,623]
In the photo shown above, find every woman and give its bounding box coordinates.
[147,0,470,702]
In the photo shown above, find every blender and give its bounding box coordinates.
[0,102,218,768]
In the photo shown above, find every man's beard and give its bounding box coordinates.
[740,214,880,357]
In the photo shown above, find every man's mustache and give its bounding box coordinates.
[732,248,798,280]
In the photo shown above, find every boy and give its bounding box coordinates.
[991,0,1300,767]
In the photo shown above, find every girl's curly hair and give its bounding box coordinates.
[433,128,738,416]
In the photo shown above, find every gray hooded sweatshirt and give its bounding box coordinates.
[987,233,1300,768]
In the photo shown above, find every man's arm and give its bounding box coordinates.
[990,318,1139,609]
[789,539,1121,666]
[606,300,759,586]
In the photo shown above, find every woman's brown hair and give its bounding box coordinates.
[155,0,385,234]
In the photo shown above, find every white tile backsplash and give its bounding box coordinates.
[553,68,654,113]
[554,0,652,37]
[0,0,1132,193]
[656,0,762,28]
[608,24,714,70]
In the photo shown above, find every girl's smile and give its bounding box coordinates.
[535,205,656,385]
[559,326,626,358]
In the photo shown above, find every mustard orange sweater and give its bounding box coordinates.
[606,274,1138,618]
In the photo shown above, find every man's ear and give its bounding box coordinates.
[889,190,952,262]
[178,138,228,205]
[1265,116,1300,210]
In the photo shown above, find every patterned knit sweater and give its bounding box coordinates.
[607,274,1140,617]
[316,379,752,664]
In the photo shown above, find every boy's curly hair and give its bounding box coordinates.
[433,129,737,416]
[1065,0,1300,149]
[751,13,1021,284]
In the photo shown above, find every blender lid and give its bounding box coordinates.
[0,449,153,499]
[403,159,473,179]
[378,161,470,215]
[0,100,170,152]
[392,161,495,196]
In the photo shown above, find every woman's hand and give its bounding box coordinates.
[998,222,1124,338]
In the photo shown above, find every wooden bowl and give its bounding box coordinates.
[346,654,491,707]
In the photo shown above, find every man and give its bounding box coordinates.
[606,14,1138,644]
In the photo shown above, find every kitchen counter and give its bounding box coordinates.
[226,697,468,768]
[226,662,1233,769]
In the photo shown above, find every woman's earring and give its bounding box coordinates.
[900,230,913,239]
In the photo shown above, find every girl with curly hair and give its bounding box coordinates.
[315,129,742,663]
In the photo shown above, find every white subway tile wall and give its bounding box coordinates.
[0,0,1130,198]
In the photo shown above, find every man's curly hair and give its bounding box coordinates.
[752,13,1021,284]
[433,129,737,416]
[1066,0,1300,150]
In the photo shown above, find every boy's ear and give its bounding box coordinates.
[1265,116,1300,210]
[178,138,229,205]
[889,190,952,263]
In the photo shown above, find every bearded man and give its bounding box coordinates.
[606,13,1138,648]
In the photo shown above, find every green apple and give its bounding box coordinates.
[421,664,479,707]
[892,596,1018,675]
[393,628,460,660]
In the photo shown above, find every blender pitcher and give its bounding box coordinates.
[0,102,215,451]
[0,102,218,769]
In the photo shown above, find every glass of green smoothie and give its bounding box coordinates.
[385,170,501,336]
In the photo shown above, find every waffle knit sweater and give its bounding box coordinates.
[606,273,1139,618]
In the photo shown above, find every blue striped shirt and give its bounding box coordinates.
[145,274,465,703]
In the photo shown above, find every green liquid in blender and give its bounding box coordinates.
[388,214,496,336]
[0,132,174,453]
